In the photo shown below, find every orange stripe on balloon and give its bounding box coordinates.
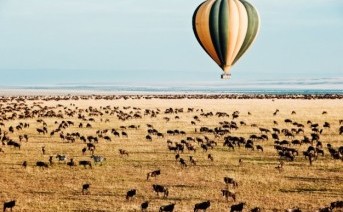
[194,0,222,66]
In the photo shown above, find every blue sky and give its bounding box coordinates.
[0,0,342,86]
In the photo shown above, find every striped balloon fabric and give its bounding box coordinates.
[192,0,260,79]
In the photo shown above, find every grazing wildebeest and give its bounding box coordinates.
[56,154,67,162]
[201,144,208,152]
[256,145,263,152]
[159,203,175,212]
[251,207,261,212]
[208,154,214,161]
[126,189,137,200]
[194,201,210,212]
[22,161,27,168]
[119,149,129,156]
[82,183,90,194]
[103,136,111,142]
[330,201,343,210]
[189,156,196,165]
[153,184,169,197]
[224,177,238,188]
[222,189,236,201]
[91,155,106,165]
[36,161,49,169]
[79,160,92,168]
[82,147,87,155]
[179,158,187,168]
[317,207,332,212]
[245,143,254,151]
[122,132,128,138]
[147,169,161,180]
[230,202,245,212]
[3,200,15,212]
[87,143,96,150]
[175,153,180,161]
[146,135,152,141]
[141,201,149,212]
[67,159,75,167]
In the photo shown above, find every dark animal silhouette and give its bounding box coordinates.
[141,201,149,212]
[224,177,238,188]
[222,189,236,201]
[22,161,27,168]
[3,200,15,212]
[36,161,48,169]
[194,200,210,212]
[79,160,92,168]
[230,202,245,212]
[67,159,75,167]
[208,154,214,161]
[82,183,90,194]
[147,169,161,180]
[153,184,169,197]
[126,189,137,200]
[330,201,343,210]
[251,207,261,212]
[159,203,175,212]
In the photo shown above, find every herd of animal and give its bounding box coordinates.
[0,95,342,211]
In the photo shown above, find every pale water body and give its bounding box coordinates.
[1,85,343,95]
[1,78,343,95]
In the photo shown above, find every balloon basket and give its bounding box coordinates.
[221,73,231,80]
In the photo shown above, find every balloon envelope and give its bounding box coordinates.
[192,0,260,79]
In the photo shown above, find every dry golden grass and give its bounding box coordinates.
[0,97,342,211]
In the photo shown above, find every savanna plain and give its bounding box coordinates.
[0,95,342,212]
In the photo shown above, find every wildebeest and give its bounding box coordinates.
[22,161,27,168]
[330,200,343,210]
[56,154,67,162]
[208,154,214,161]
[189,156,196,165]
[256,145,263,152]
[230,202,245,212]
[91,155,106,165]
[224,177,238,188]
[141,201,149,212]
[153,184,169,197]
[36,161,49,169]
[251,207,261,212]
[79,160,92,168]
[194,201,210,212]
[3,200,15,212]
[126,189,137,200]
[147,169,161,180]
[119,149,129,156]
[245,143,254,151]
[82,183,90,194]
[146,135,152,141]
[222,189,236,201]
[67,159,75,167]
[82,147,87,155]
[159,203,175,212]
[179,158,187,168]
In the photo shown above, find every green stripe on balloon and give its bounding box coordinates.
[233,0,259,65]
[209,0,225,64]
[219,0,229,65]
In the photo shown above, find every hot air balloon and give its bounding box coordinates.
[192,0,260,79]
